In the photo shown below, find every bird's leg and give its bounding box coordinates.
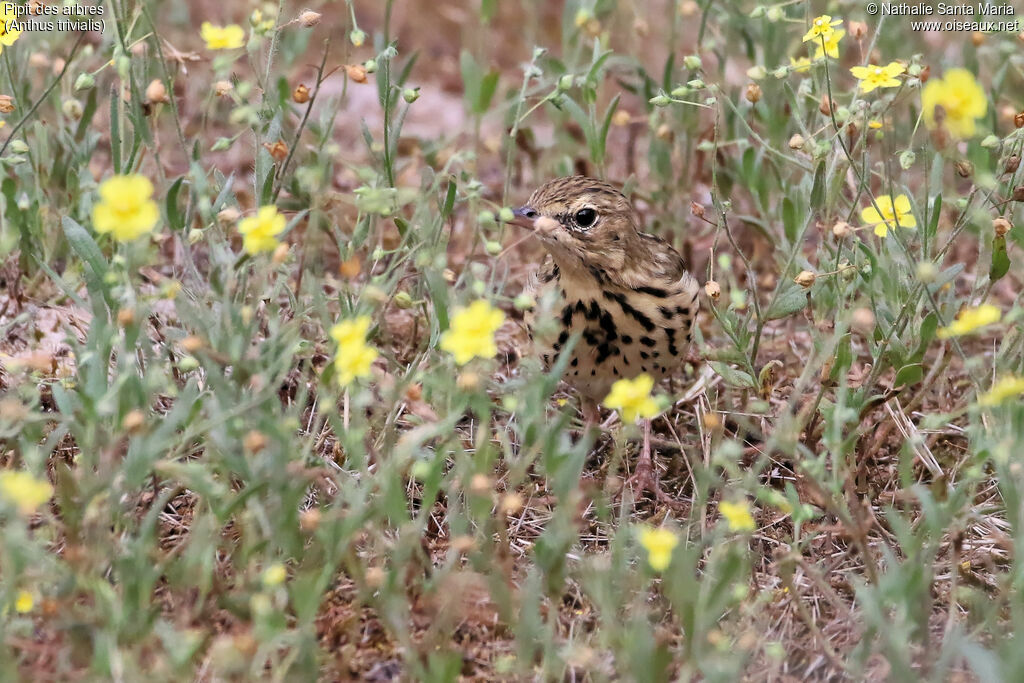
[581,398,601,432]
[624,418,683,509]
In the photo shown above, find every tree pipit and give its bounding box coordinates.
[510,176,700,506]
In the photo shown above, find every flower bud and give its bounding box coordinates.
[0,95,14,113]
[402,87,419,103]
[899,150,916,169]
[746,65,767,80]
[557,74,574,91]
[980,135,1000,149]
[649,93,670,107]
[122,409,146,434]
[690,201,705,218]
[687,79,705,89]
[214,80,233,96]
[1014,186,1024,202]
[745,83,762,103]
[749,5,766,18]
[704,280,721,300]
[683,54,702,71]
[364,59,378,73]
[955,160,973,178]
[9,140,27,154]
[74,73,95,91]
[849,20,868,38]
[62,98,83,119]
[349,28,365,45]
[272,242,290,264]
[1004,155,1020,174]
[993,217,1012,237]
[766,6,783,22]
[300,10,322,27]
[670,85,689,98]
[188,228,204,244]
[392,291,414,309]
[292,83,310,103]
[916,261,938,283]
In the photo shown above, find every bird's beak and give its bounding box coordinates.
[507,206,537,229]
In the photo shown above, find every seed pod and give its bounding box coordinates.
[745,83,762,103]
[848,20,868,38]
[794,270,816,288]
[832,220,852,238]
[292,83,310,103]
[0,95,14,113]
[819,94,834,116]
[851,307,875,333]
[1006,155,1020,174]
[788,133,805,150]
[215,80,233,96]
[993,217,1012,237]
[263,139,288,162]
[1013,186,1024,202]
[955,160,973,178]
[243,430,267,453]
[146,78,169,104]
[345,64,367,83]
[704,280,721,300]
[300,10,322,27]
[1015,111,1024,129]
[122,409,146,434]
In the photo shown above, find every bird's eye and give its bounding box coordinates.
[574,208,597,228]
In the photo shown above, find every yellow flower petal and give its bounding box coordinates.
[92,174,160,241]
[937,304,1001,339]
[719,500,756,532]
[439,300,506,365]
[978,376,1024,407]
[637,526,678,572]
[603,374,663,423]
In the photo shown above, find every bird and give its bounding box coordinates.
[508,176,700,506]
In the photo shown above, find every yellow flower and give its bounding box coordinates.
[237,206,286,255]
[719,500,756,532]
[921,68,987,139]
[789,57,812,73]
[14,590,33,614]
[814,29,844,59]
[0,4,22,54]
[850,61,905,93]
[860,194,916,237]
[92,174,160,241]
[262,563,287,587]
[439,300,505,365]
[802,15,842,43]
[868,119,884,130]
[200,22,246,50]
[602,374,662,423]
[0,470,53,516]
[637,526,678,572]
[330,316,378,386]
[978,376,1024,407]
[937,304,1001,339]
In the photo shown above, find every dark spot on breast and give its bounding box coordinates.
[652,351,660,358]
[543,354,550,364]
[591,369,596,376]
[612,367,619,375]
[676,305,689,316]
[570,357,578,367]
[557,330,569,346]
[560,305,573,328]
[540,265,560,283]
[640,351,650,360]
[641,365,648,372]
[621,334,633,345]
[622,356,629,366]
[659,306,675,319]
[597,309,618,342]
[640,336,656,347]
[613,295,655,331]
[636,285,670,298]
[596,344,611,364]
[574,300,587,315]
[588,266,607,284]
[585,300,601,321]
[583,329,600,346]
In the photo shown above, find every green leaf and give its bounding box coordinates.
[782,197,798,244]
[810,160,825,210]
[894,363,924,387]
[165,176,186,232]
[765,285,806,320]
[439,178,457,219]
[990,234,1010,283]
[709,361,756,388]
[62,215,111,313]
[926,194,941,240]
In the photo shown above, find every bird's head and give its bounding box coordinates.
[509,176,640,274]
